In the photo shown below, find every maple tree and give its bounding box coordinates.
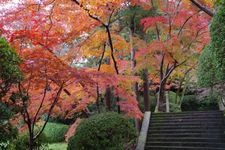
[0,1,144,149]
[2,0,143,109]
[136,0,210,112]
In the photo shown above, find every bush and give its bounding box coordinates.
[11,129,47,150]
[0,37,22,98]
[181,94,219,111]
[198,95,219,111]
[43,122,69,143]
[67,112,137,150]
[197,45,217,87]
[168,92,181,112]
[0,103,17,143]
[181,95,199,111]
[210,2,225,81]
[48,143,67,150]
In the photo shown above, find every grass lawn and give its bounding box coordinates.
[48,143,67,150]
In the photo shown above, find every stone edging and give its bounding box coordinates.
[136,111,151,150]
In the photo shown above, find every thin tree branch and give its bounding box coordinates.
[98,42,107,71]
[155,23,160,40]
[34,83,64,140]
[178,10,201,37]
[106,26,119,74]
[32,67,48,130]
[72,0,107,26]
[190,0,214,17]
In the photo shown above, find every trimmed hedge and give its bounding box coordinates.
[43,122,69,143]
[210,2,225,81]
[67,112,137,150]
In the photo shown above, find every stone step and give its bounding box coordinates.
[152,112,223,118]
[151,114,224,119]
[152,111,223,116]
[145,145,225,150]
[148,129,222,134]
[149,125,223,130]
[143,111,225,150]
[147,137,225,143]
[148,133,224,138]
[151,118,224,123]
[151,113,223,119]
[146,141,225,147]
[150,121,224,127]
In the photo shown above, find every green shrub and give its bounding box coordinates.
[0,37,22,99]
[181,95,199,111]
[43,122,69,143]
[48,142,67,150]
[197,45,217,87]
[210,2,225,81]
[168,92,181,112]
[0,103,17,143]
[198,95,219,111]
[67,112,137,150]
[181,94,219,111]
[11,129,47,150]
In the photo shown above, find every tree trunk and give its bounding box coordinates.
[159,82,166,112]
[130,28,142,131]
[28,126,34,150]
[165,91,170,112]
[105,87,112,111]
[155,81,166,112]
[143,69,150,112]
[134,82,142,132]
[96,85,100,113]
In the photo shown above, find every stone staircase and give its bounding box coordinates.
[143,111,225,150]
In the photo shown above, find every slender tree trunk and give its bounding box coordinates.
[104,57,112,111]
[130,46,141,132]
[134,82,141,132]
[105,87,112,111]
[28,125,34,150]
[96,85,100,113]
[155,80,166,112]
[143,69,150,111]
[155,54,165,112]
[96,43,106,113]
[29,136,34,150]
[159,86,165,111]
[116,97,120,113]
[165,91,170,112]
[129,27,141,131]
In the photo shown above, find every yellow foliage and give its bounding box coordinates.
[100,64,115,74]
